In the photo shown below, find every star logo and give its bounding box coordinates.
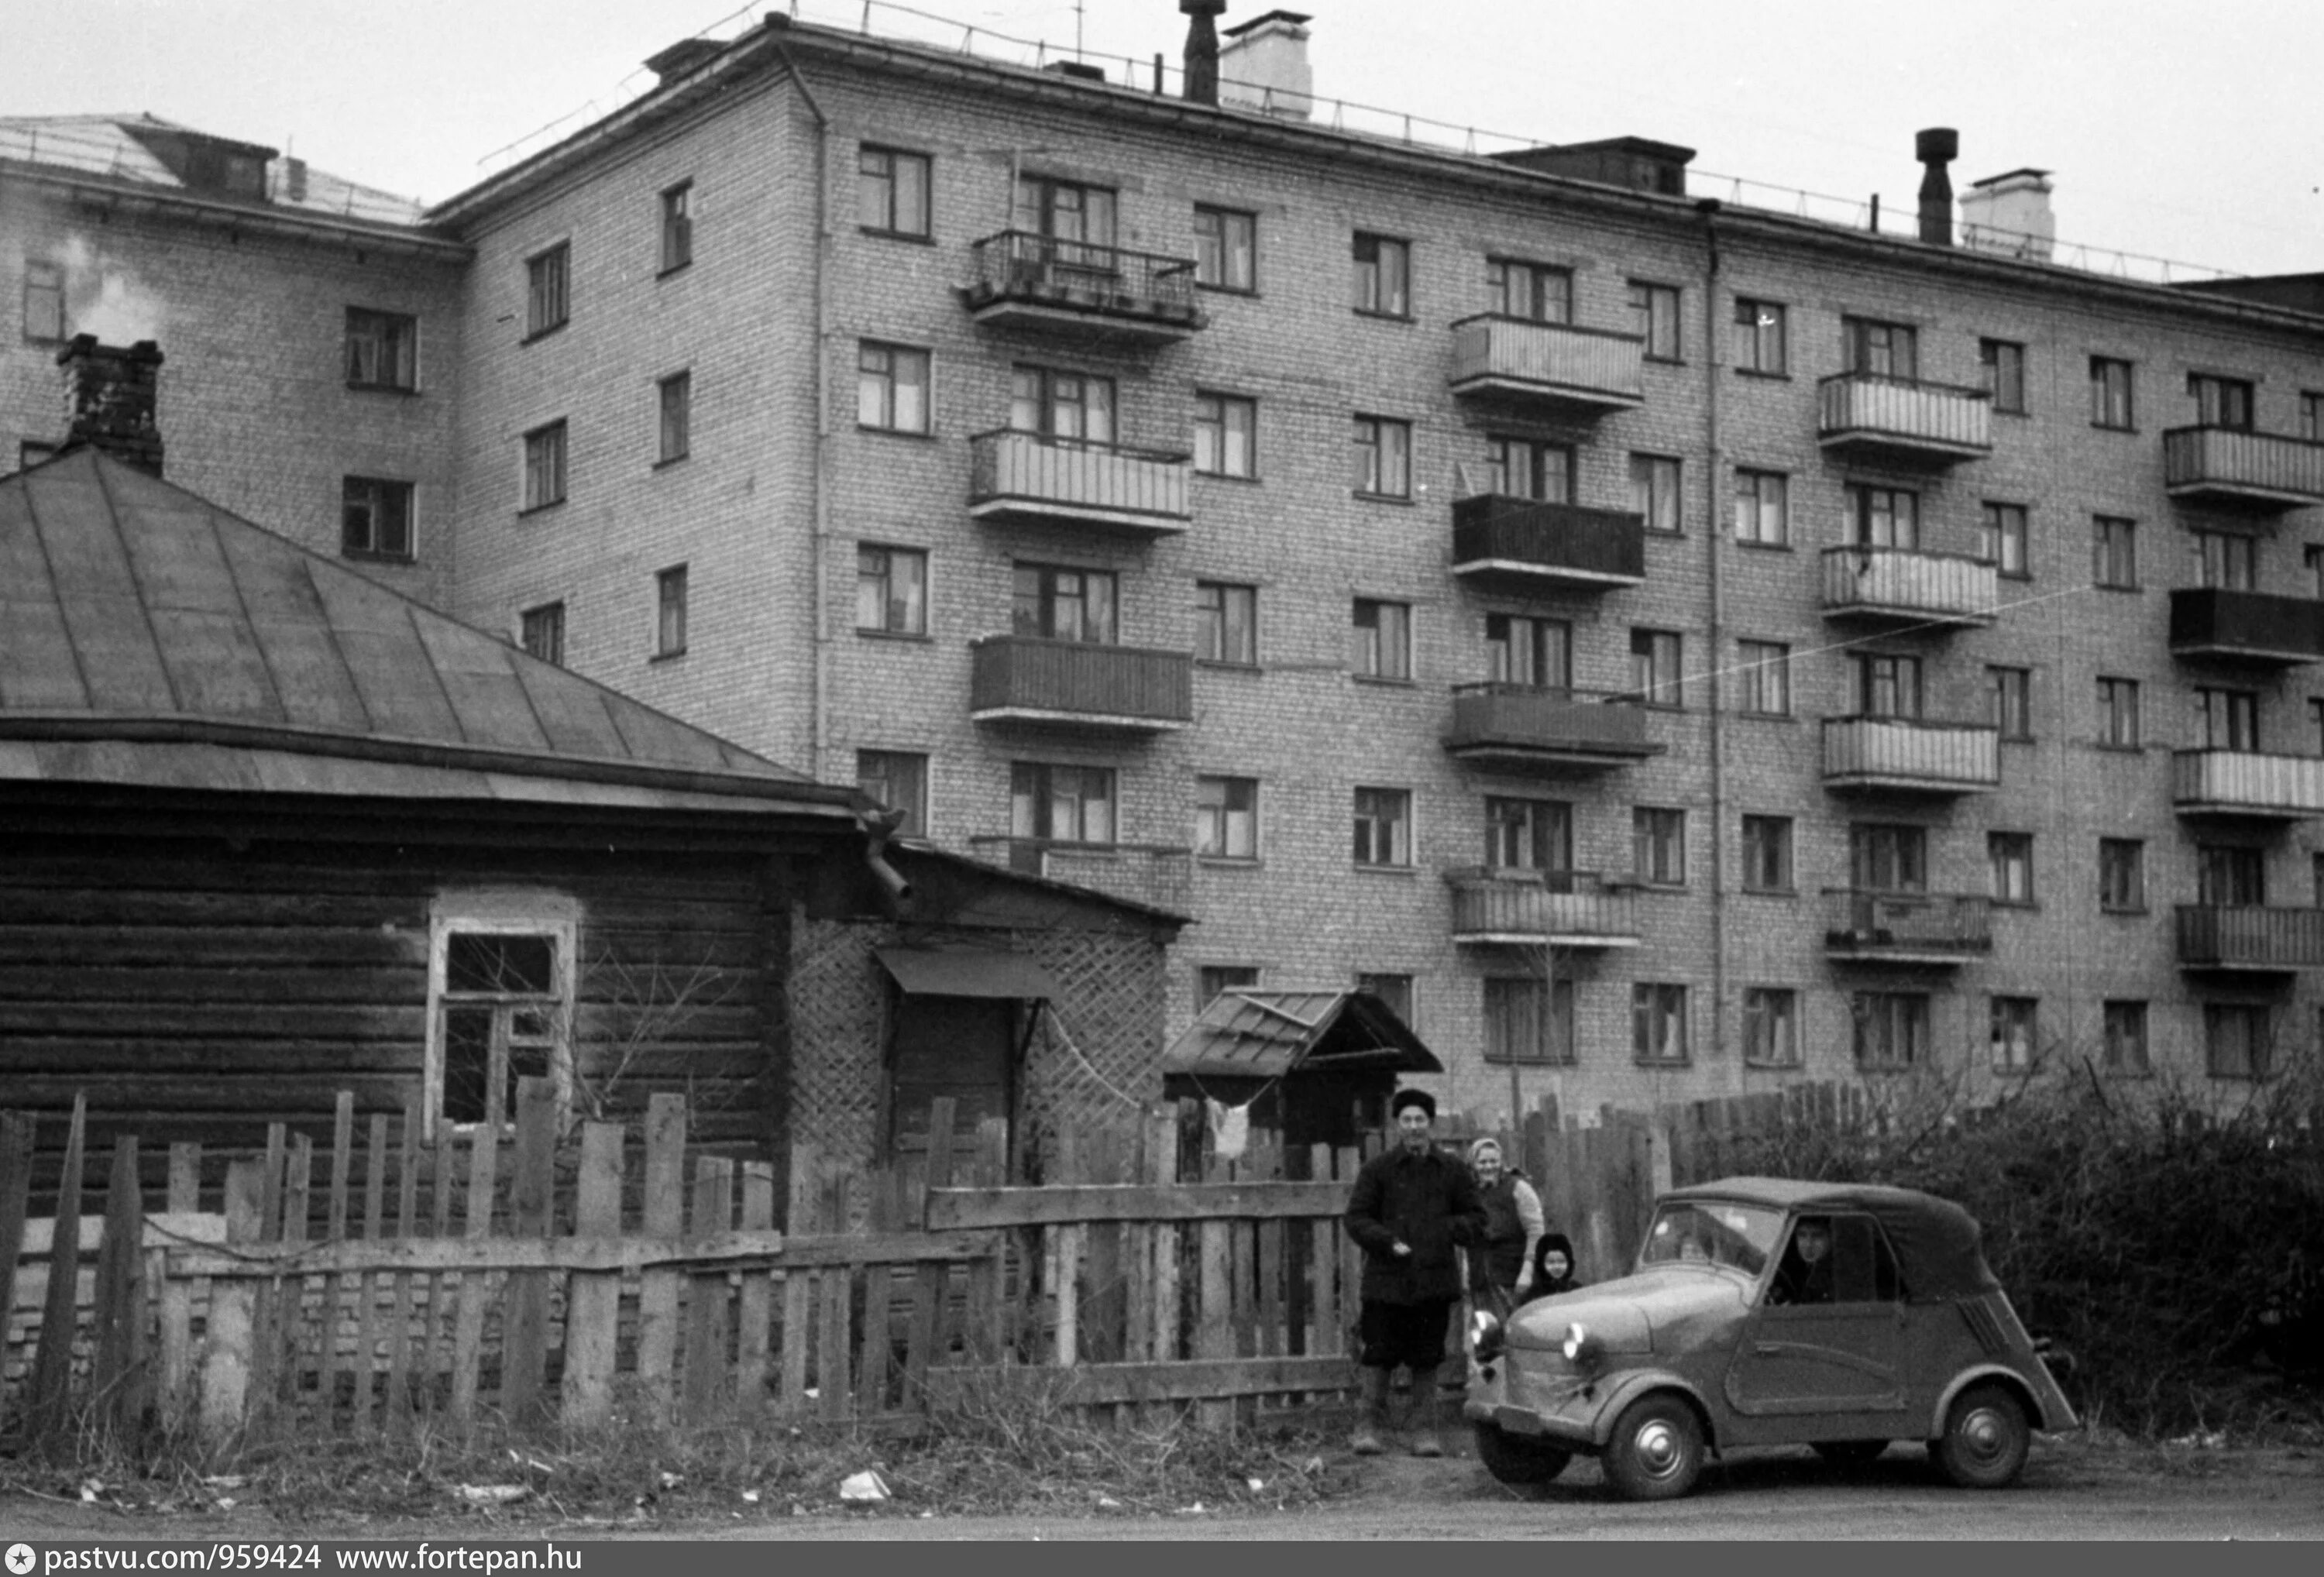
[5,1543,36,1575]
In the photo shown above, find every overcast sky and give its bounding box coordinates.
[9,0,2320,279]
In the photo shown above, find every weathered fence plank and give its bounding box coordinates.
[27,1094,86,1441]
[736,1162,775,1412]
[198,1159,263,1442]
[559,1122,624,1429]
[157,1141,199,1420]
[636,1093,686,1403]
[927,1180,1350,1229]
[682,1156,733,1423]
[89,1136,147,1433]
[500,1078,559,1428]
[445,1119,497,1430]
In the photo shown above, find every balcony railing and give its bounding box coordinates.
[963,232,1202,342]
[1816,373,1993,463]
[2176,905,2324,971]
[1450,494,1646,589]
[1443,682,1665,775]
[1444,868,1642,949]
[968,636,1193,730]
[1823,889,1993,964]
[2171,749,2324,818]
[966,837,1194,915]
[1446,315,1645,412]
[2169,587,2324,665]
[1821,716,2000,793]
[2163,426,2324,510]
[968,430,1192,535]
[1820,545,1999,627]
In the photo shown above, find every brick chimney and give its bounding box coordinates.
[1219,9,1312,120]
[1181,0,1226,105]
[59,335,166,476]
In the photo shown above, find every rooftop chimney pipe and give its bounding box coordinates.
[58,335,165,476]
[1181,0,1226,105]
[1916,127,1958,246]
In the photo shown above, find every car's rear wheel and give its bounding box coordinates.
[1931,1383,2030,1489]
[1812,1439,1889,1468]
[1473,1422,1572,1486]
[1601,1394,1704,1502]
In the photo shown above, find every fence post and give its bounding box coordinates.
[318,1094,352,1428]
[90,1136,149,1437]
[636,1093,688,1407]
[500,1077,559,1430]
[156,1141,200,1426]
[28,1093,87,1445]
[0,1111,34,1438]
[559,1122,625,1428]
[682,1156,734,1424]
[198,1158,266,1446]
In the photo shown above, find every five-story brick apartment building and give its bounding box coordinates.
[10,6,2324,1118]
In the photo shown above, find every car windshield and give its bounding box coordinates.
[1638,1201,1785,1276]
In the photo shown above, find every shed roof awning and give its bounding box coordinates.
[1160,989,1442,1081]
[875,945,1061,999]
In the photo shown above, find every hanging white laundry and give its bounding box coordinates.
[1207,1097,1250,1161]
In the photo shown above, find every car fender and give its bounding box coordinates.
[1590,1368,1721,1448]
[1929,1363,2057,1437]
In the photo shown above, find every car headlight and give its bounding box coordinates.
[1469,1307,1505,1362]
[1562,1321,1604,1371]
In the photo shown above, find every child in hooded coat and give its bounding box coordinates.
[1521,1231,1580,1304]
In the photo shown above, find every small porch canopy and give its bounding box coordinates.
[1161,990,1442,1157]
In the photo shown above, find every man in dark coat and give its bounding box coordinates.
[1343,1087,1486,1456]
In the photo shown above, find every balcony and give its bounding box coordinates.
[2163,427,2324,510]
[962,232,1202,343]
[968,637,1193,731]
[1820,546,1999,629]
[1822,716,1999,795]
[1823,889,1993,966]
[1445,868,1642,949]
[2171,749,2324,819]
[968,430,1192,536]
[1816,373,1992,465]
[2176,905,2324,973]
[966,837,1195,915]
[2169,588,2324,666]
[1443,682,1665,775]
[1449,494,1646,591]
[1446,315,1645,414]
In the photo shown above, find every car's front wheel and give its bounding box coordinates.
[1473,1422,1572,1486]
[1601,1394,1704,1502]
[1931,1383,2030,1489]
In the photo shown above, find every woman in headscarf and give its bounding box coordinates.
[1523,1231,1580,1304]
[1466,1137,1544,1311]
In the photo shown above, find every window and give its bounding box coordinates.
[425,896,576,1137]
[1733,469,1788,545]
[1198,965,1261,1011]
[1486,977,1576,1066]
[1630,627,1682,709]
[2192,529,2257,591]
[2205,1004,2273,1080]
[657,372,691,464]
[1632,984,1689,1066]
[1732,297,1787,374]
[858,146,931,237]
[855,545,927,635]
[524,243,570,338]
[1356,973,1415,1026]
[1851,652,1923,719]
[2188,373,2255,431]
[1741,815,1794,893]
[1487,613,1570,689]
[658,183,693,273]
[1351,599,1412,681]
[2099,838,2144,912]
[1485,795,1571,873]
[2102,1000,2150,1075]
[1487,258,1571,323]
[1353,232,1411,316]
[856,750,928,837]
[1988,832,2034,905]
[1978,503,2030,577]
[1195,581,1257,665]
[1475,437,1567,503]
[1629,280,1680,360]
[521,421,566,512]
[1843,316,1918,380]
[1195,775,1259,859]
[1989,666,2033,740]
[1011,762,1116,843]
[857,342,930,433]
[1194,393,1256,477]
[2309,545,2324,600]
[2089,515,2138,589]
[519,603,565,666]
[1853,991,1929,1070]
[1736,641,1790,716]
[1845,484,1920,549]
[1631,453,1682,534]
[1012,562,1116,644]
[1353,787,1412,868]
[2197,844,2265,908]
[2304,392,2324,442]
[1194,205,1256,290]
[1634,806,1686,885]
[22,260,65,342]
[1990,996,2040,1072]
[1014,174,1116,246]
[2195,687,2260,751]
[1980,338,2026,414]
[2097,677,2140,747]
[345,307,417,390]
[1010,364,1114,444]
[1851,823,1927,892]
[2090,356,2135,429]
[655,565,687,658]
[340,476,414,561]
[1353,416,1412,497]
[1742,988,1800,1068]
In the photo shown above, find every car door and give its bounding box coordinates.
[1723,1214,1907,1431]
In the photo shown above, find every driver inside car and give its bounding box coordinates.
[1769,1216,1836,1305]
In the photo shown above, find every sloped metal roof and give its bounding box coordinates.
[1160,989,1442,1081]
[0,114,427,226]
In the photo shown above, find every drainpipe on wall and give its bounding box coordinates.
[1698,199,1731,1085]
[773,38,834,782]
